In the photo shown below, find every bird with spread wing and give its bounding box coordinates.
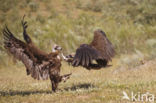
[3,16,71,92]
[62,29,115,70]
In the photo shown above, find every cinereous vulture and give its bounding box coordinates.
[62,30,115,70]
[3,16,71,92]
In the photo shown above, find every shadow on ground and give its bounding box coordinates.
[0,83,95,96]
[0,90,52,96]
[64,83,95,91]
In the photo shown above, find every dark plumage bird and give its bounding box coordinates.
[62,30,115,70]
[3,16,71,92]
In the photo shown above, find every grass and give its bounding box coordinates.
[0,58,156,103]
[0,0,156,102]
[0,0,155,55]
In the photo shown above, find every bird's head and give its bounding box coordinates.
[52,44,62,53]
[94,29,106,37]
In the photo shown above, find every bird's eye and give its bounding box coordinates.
[100,30,103,33]
[54,47,58,49]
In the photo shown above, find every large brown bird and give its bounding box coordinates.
[62,30,115,70]
[3,16,71,92]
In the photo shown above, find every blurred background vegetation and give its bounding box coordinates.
[0,0,156,68]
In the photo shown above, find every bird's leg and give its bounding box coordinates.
[61,73,72,82]
[50,75,60,92]
[61,53,73,65]
[51,80,58,92]
[49,73,71,92]
[61,53,67,60]
[26,68,30,75]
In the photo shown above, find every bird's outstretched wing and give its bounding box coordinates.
[3,26,51,80]
[90,29,115,61]
[72,29,115,68]
[72,44,101,67]
[21,15,32,44]
[21,16,49,59]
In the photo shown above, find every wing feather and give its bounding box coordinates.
[81,50,85,66]
[72,29,115,68]
[85,50,90,66]
[3,26,51,80]
[90,29,115,61]
[72,48,82,66]
[72,44,101,67]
